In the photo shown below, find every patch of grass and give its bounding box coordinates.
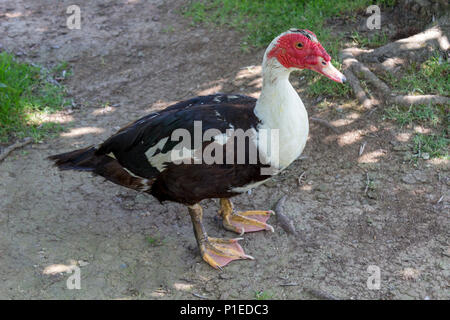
[254,290,274,300]
[382,54,449,160]
[381,54,450,96]
[146,234,164,247]
[413,133,449,159]
[51,60,72,79]
[351,31,390,49]
[161,25,176,33]
[381,0,397,6]
[384,104,449,159]
[384,104,446,128]
[0,52,70,143]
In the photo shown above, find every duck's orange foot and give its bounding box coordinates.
[219,199,274,235]
[222,210,275,235]
[200,237,254,269]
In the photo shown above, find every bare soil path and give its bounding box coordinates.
[0,0,448,299]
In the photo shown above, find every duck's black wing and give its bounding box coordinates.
[96,94,260,178]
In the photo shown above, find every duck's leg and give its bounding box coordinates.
[188,203,254,269]
[219,198,274,235]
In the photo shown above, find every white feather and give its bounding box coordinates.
[254,53,309,170]
[231,32,310,192]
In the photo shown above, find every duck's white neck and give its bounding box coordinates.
[254,56,309,169]
[256,56,296,110]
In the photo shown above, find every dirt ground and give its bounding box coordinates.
[0,0,448,299]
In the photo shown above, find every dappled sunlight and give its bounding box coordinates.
[234,65,263,98]
[330,112,360,127]
[139,63,264,115]
[43,263,77,275]
[5,12,24,19]
[192,64,264,98]
[248,77,262,90]
[36,27,49,33]
[247,92,260,99]
[161,64,265,104]
[396,132,412,142]
[397,27,448,51]
[235,65,262,80]
[299,184,312,191]
[173,282,194,291]
[337,129,363,146]
[145,100,178,113]
[358,149,387,163]
[428,158,449,166]
[413,126,432,134]
[337,122,382,147]
[61,126,104,137]
[91,105,117,116]
[149,289,167,297]
[196,84,223,96]
[28,112,74,125]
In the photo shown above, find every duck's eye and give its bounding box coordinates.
[322,60,327,66]
[295,42,303,49]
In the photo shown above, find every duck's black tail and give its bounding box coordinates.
[48,146,99,171]
[48,147,153,192]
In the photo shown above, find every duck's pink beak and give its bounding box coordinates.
[311,58,346,83]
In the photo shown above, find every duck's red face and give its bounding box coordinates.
[268,29,346,83]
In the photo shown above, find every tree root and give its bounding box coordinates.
[340,23,450,109]
[340,65,379,109]
[391,95,450,105]
[310,117,339,133]
[274,195,297,235]
[0,138,32,162]
[304,288,340,300]
[353,17,449,72]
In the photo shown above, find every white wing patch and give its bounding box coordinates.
[145,136,204,172]
[145,137,169,171]
[145,137,169,158]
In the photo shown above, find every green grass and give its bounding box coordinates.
[51,60,72,79]
[382,54,449,160]
[384,104,446,128]
[146,234,164,247]
[0,52,70,143]
[413,133,448,159]
[351,31,390,49]
[381,54,450,96]
[254,290,274,300]
[385,104,449,159]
